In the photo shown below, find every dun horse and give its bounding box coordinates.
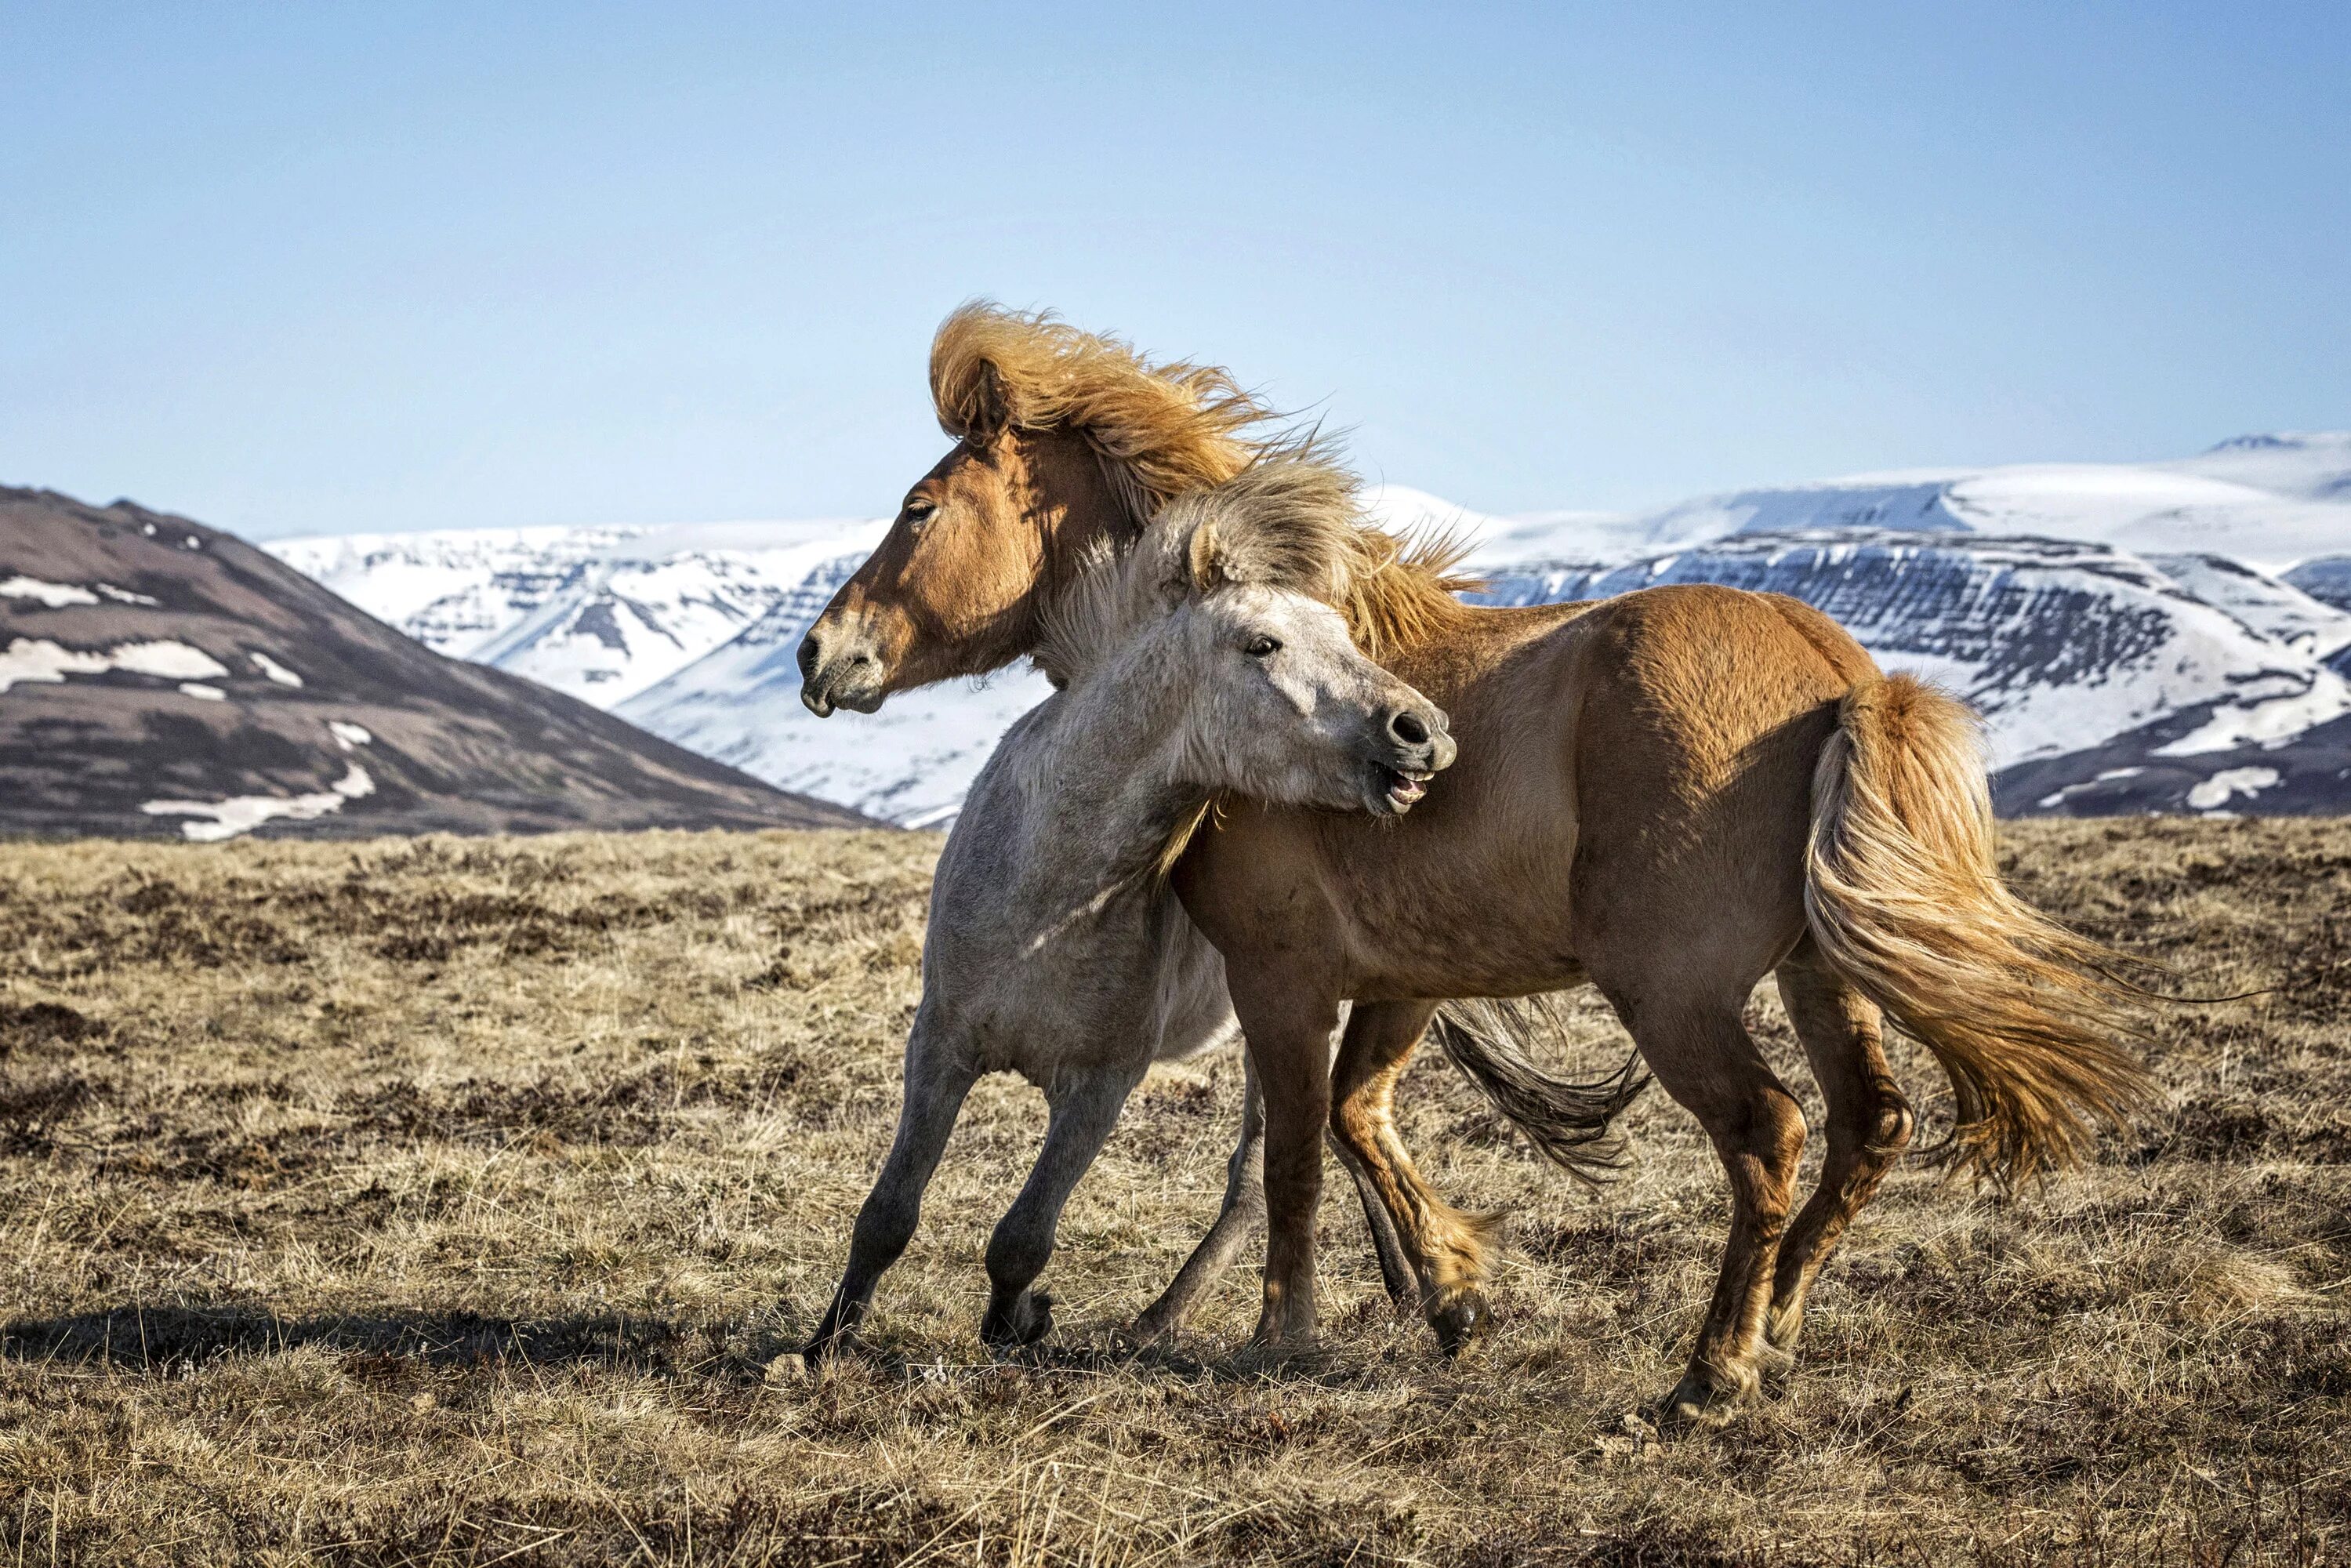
[805,461,1475,1356]
[802,306,2151,1423]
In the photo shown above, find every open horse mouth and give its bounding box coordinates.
[1375,764,1435,814]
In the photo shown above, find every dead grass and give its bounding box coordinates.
[0,818,2344,1565]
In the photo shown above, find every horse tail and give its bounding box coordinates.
[1802,673,2156,1185]
[1429,995,1649,1184]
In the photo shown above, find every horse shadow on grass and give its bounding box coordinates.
[0,1302,753,1380]
[0,1302,1387,1391]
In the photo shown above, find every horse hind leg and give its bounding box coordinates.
[980,1065,1142,1350]
[1765,946,1914,1359]
[1132,1055,1268,1342]
[1613,990,1806,1426]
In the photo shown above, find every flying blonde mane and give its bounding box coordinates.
[1036,456,1465,679]
[1034,453,1471,878]
[932,303,1286,531]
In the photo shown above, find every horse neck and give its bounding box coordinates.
[1008,633,1205,902]
[1015,430,1140,662]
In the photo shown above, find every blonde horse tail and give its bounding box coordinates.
[1429,996,1649,1184]
[1803,674,2156,1186]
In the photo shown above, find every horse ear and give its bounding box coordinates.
[1185,517,1226,593]
[964,360,1010,439]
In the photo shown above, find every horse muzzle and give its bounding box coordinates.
[1362,702,1457,815]
[798,621,889,717]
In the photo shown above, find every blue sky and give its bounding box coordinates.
[3,3,2345,539]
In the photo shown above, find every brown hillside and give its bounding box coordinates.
[0,487,872,837]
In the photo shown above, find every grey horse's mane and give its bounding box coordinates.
[1036,454,1367,683]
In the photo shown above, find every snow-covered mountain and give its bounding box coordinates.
[1477,533,2351,815]
[270,521,889,709]
[266,433,2351,822]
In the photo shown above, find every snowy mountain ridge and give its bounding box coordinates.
[265,433,2351,822]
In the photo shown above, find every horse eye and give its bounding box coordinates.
[1245,635,1282,659]
[904,499,938,528]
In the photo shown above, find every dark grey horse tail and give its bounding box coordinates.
[1428,996,1649,1185]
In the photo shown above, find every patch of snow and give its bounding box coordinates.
[105,641,230,682]
[2154,671,2351,757]
[178,683,225,701]
[2186,767,2281,811]
[328,721,373,750]
[2036,767,2147,810]
[0,636,231,694]
[96,583,160,605]
[141,764,376,843]
[249,650,305,688]
[0,639,109,691]
[0,575,100,607]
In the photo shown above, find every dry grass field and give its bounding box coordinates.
[0,820,2346,1565]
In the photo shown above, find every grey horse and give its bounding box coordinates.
[802,460,1457,1356]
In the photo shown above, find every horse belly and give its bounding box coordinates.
[1338,811,1587,1001]
[1148,908,1243,1063]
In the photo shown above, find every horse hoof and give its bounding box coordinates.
[800,1329,862,1370]
[1429,1290,1492,1357]
[1656,1366,1758,1430]
[981,1289,1055,1349]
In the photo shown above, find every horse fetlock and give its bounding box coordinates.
[980,1287,1055,1350]
[800,1323,869,1371]
[1763,1295,1808,1354]
[1250,1283,1318,1348]
[1127,1292,1188,1346]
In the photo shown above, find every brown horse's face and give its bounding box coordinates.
[798,429,1122,716]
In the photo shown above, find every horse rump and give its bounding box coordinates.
[1802,673,2157,1185]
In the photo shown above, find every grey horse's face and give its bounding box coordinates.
[1172,586,1457,817]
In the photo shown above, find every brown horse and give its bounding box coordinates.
[800,305,2152,1424]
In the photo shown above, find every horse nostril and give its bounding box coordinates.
[1390,709,1429,746]
[796,633,822,681]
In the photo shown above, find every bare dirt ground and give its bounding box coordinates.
[0,820,2345,1565]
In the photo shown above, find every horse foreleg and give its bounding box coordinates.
[1130,1051,1418,1342]
[1329,1000,1498,1353]
[1227,981,1343,1349]
[980,1066,1143,1350]
[1331,1131,1420,1313]
[1765,948,1914,1359]
[804,1031,979,1361]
